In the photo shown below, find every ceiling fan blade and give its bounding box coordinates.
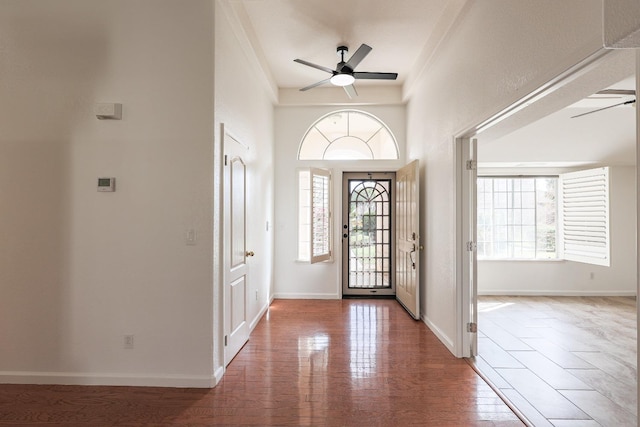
[571,99,636,118]
[300,78,331,91]
[341,44,372,72]
[343,84,358,99]
[294,58,335,75]
[353,72,398,80]
[596,89,636,96]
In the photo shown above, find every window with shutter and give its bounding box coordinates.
[298,168,332,263]
[559,167,610,266]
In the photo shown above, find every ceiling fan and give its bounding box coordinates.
[294,44,398,99]
[571,89,636,118]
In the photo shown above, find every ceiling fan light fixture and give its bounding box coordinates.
[330,73,355,87]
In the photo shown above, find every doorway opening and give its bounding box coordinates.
[456,49,637,426]
[342,172,396,297]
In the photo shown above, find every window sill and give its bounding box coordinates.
[478,258,563,262]
[295,259,335,264]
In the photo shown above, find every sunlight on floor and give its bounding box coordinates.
[478,302,515,313]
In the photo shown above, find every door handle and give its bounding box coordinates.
[245,251,255,257]
[409,244,416,270]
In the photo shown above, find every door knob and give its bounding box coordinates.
[246,251,255,257]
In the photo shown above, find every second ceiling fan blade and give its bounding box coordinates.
[294,58,335,74]
[343,84,358,99]
[354,72,398,80]
[571,99,636,118]
[342,44,372,72]
[300,78,332,91]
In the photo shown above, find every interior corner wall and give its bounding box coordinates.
[405,0,604,356]
[214,0,275,372]
[273,105,406,299]
[0,0,216,387]
[478,166,637,296]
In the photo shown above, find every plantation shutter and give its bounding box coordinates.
[310,168,331,263]
[559,167,609,266]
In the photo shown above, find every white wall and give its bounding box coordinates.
[0,0,216,386]
[406,0,604,355]
[214,1,275,371]
[274,105,405,299]
[478,166,637,296]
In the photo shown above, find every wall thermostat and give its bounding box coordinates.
[97,177,116,192]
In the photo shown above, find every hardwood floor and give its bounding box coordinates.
[475,296,637,427]
[0,299,523,426]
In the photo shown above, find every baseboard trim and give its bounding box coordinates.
[0,371,217,388]
[478,290,637,297]
[272,293,340,300]
[214,366,225,386]
[250,299,271,331]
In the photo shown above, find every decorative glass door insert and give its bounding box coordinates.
[343,173,395,295]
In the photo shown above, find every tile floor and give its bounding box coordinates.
[474,296,637,427]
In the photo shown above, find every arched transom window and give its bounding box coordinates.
[298,110,399,160]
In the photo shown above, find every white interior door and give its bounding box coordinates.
[396,160,420,319]
[223,129,250,366]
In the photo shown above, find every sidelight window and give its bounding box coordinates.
[298,168,332,263]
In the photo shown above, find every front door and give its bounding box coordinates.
[342,172,396,296]
[395,160,420,319]
[223,128,250,366]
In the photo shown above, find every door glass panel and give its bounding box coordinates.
[348,179,392,289]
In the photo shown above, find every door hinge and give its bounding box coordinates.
[466,241,477,252]
[224,155,228,166]
[467,322,477,333]
[224,335,228,346]
[466,160,476,170]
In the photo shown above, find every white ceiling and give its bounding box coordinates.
[229,1,636,166]
[236,0,459,90]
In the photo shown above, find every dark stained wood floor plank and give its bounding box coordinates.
[0,299,522,426]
